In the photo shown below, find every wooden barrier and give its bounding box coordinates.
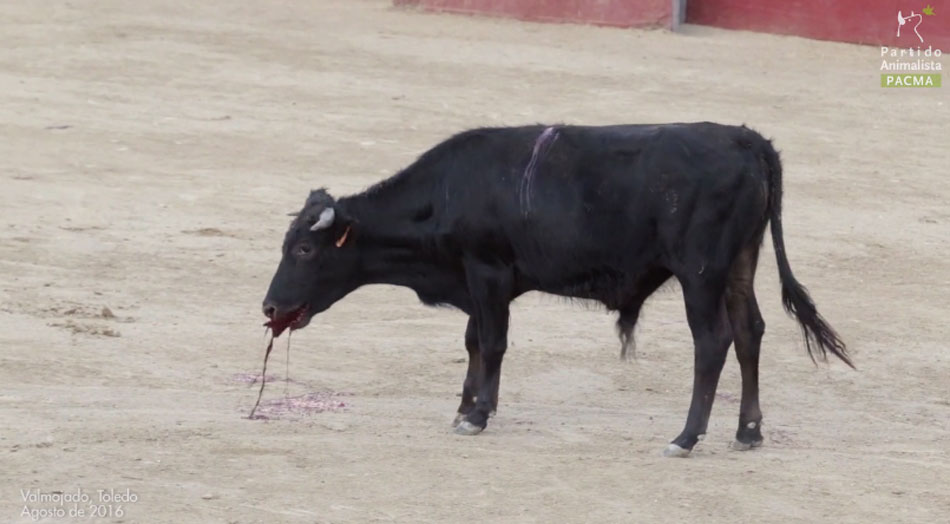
[687,0,950,50]
[394,0,948,50]
[394,0,675,29]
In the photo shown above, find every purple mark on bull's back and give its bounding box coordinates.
[519,126,560,217]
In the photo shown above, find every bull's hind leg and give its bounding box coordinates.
[725,246,766,450]
[664,275,733,457]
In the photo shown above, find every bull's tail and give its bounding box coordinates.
[762,143,854,368]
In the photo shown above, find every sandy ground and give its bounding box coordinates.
[1,1,948,522]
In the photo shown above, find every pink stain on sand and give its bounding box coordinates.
[233,372,348,420]
[231,372,280,385]
[248,392,348,420]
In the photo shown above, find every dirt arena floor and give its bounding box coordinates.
[1,0,948,522]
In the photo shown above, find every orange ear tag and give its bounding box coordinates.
[335,225,351,248]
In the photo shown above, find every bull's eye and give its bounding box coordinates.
[294,244,314,258]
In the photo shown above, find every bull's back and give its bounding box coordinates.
[435,123,770,290]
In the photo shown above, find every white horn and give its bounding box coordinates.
[310,207,335,231]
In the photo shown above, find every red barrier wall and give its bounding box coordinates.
[687,0,950,50]
[395,0,673,28]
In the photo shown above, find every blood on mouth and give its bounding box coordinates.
[249,308,304,419]
[248,310,347,420]
[262,306,308,338]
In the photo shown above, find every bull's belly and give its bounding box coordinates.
[519,264,665,311]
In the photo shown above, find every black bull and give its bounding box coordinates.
[262,123,852,457]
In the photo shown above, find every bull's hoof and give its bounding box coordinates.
[452,412,467,428]
[454,421,484,436]
[662,443,691,458]
[730,439,763,451]
[735,420,763,449]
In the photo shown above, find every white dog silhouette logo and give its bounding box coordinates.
[897,5,936,43]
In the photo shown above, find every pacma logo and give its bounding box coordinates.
[897,5,936,43]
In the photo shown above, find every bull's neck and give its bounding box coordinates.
[338,189,446,291]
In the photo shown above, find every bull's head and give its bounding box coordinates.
[261,189,358,335]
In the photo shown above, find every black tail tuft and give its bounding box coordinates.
[779,276,854,368]
[762,142,854,369]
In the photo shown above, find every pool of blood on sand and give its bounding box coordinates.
[233,372,349,419]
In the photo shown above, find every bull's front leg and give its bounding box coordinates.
[453,316,481,427]
[453,315,501,427]
[455,261,512,436]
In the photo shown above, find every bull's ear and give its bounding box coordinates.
[310,207,335,231]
